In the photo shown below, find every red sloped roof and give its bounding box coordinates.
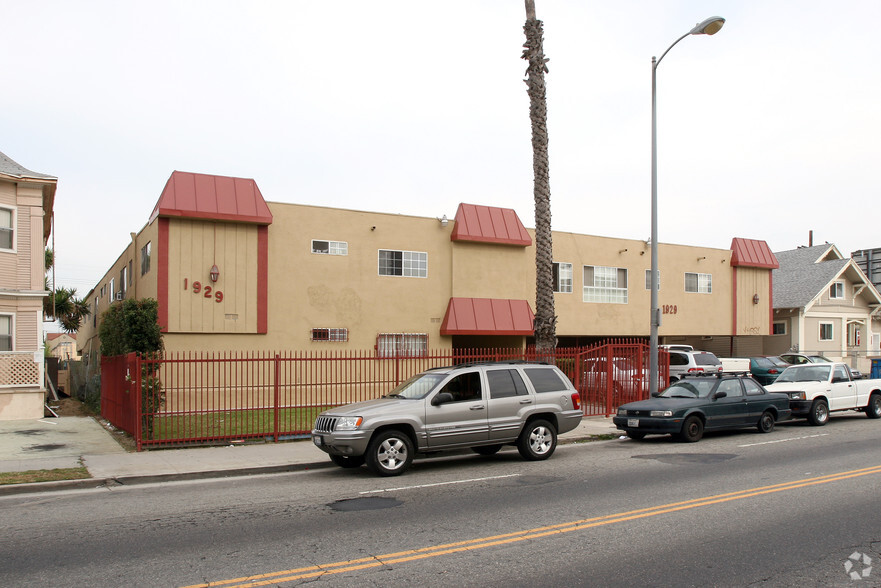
[148,171,273,225]
[440,297,535,336]
[450,203,532,246]
[730,238,779,269]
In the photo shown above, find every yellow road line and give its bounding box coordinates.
[181,464,881,588]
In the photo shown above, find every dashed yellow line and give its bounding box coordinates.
[181,464,881,588]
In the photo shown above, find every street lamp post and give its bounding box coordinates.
[649,16,725,396]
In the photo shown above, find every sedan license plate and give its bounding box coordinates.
[313,435,323,447]
[627,418,639,428]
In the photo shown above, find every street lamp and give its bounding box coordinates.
[649,16,725,396]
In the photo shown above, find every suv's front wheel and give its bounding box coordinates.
[518,419,557,460]
[365,430,414,476]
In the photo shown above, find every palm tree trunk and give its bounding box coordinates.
[523,0,556,354]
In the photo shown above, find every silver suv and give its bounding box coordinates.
[311,362,583,476]
[667,350,723,384]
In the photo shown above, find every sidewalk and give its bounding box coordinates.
[0,415,621,496]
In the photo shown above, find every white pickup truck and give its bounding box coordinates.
[765,362,881,426]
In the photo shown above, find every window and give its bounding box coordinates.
[644,269,660,290]
[553,262,573,293]
[523,368,566,393]
[119,266,127,297]
[0,314,11,351]
[685,272,712,294]
[743,379,764,396]
[140,242,152,275]
[311,328,348,342]
[487,369,529,399]
[109,278,115,300]
[773,322,786,335]
[583,265,628,303]
[830,282,844,299]
[128,260,133,286]
[819,322,834,341]
[100,284,106,298]
[312,240,348,255]
[377,333,428,357]
[93,297,98,328]
[378,250,427,278]
[716,379,742,398]
[0,207,13,250]
[439,372,483,402]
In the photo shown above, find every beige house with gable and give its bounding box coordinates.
[0,151,55,420]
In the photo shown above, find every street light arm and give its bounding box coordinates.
[654,32,691,69]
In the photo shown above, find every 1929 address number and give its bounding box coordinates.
[183,279,223,303]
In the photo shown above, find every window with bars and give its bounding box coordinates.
[311,328,348,342]
[553,262,573,293]
[378,250,427,277]
[377,333,428,357]
[685,272,712,294]
[312,240,348,255]
[583,265,628,303]
[0,207,13,250]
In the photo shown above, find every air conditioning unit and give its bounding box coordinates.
[115,292,124,301]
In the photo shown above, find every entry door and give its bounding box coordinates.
[425,371,489,448]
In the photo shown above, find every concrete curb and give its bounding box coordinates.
[0,432,618,497]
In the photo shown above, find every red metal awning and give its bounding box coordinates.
[440,297,535,336]
[730,238,779,269]
[450,203,532,246]
[149,171,273,225]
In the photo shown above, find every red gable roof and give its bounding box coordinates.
[450,203,532,246]
[730,238,779,269]
[440,298,535,336]
[149,171,273,225]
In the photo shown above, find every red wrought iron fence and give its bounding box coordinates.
[100,342,666,450]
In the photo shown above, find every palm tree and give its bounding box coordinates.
[522,0,556,354]
[43,248,91,333]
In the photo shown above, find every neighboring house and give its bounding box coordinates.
[0,150,56,420]
[76,170,778,361]
[46,333,79,361]
[852,247,881,293]
[769,244,881,374]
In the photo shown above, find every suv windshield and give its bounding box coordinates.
[387,372,447,399]
[775,365,831,383]
[660,379,716,398]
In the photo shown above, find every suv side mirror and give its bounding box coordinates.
[431,392,454,406]
[713,391,728,400]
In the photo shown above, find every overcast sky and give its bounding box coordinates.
[3,1,879,298]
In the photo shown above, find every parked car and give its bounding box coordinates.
[749,356,790,385]
[668,350,723,384]
[580,356,662,400]
[779,352,863,379]
[311,362,583,476]
[660,344,694,352]
[613,373,792,442]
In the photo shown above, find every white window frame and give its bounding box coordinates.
[553,262,573,293]
[0,206,15,252]
[644,269,661,291]
[109,277,115,300]
[685,272,712,294]
[0,313,13,351]
[583,265,628,304]
[772,322,786,335]
[378,250,427,278]
[829,281,844,299]
[377,333,428,357]
[312,239,348,256]
[819,322,834,341]
[311,327,348,342]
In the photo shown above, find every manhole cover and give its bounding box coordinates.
[329,497,403,512]
[633,453,737,465]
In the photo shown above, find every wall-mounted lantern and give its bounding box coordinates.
[210,264,220,282]
[753,293,759,305]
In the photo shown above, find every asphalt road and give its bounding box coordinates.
[2,414,881,587]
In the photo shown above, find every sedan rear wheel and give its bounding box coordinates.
[756,410,775,434]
